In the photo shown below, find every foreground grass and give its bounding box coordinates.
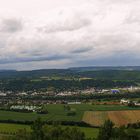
[0,104,139,122]
[0,123,30,133]
[0,123,99,138]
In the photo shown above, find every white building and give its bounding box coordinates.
[68,101,81,104]
[120,99,130,104]
[0,92,6,96]
[10,105,38,111]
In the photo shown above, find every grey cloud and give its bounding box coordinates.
[0,54,70,64]
[37,13,91,33]
[71,47,93,53]
[0,0,140,70]
[0,18,23,33]
[73,52,140,67]
[126,14,140,25]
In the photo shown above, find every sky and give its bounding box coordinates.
[0,0,140,70]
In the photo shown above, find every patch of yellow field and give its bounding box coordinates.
[82,110,140,127]
[82,111,108,126]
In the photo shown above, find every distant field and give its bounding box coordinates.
[82,110,140,127]
[0,104,140,122]
[0,123,98,139]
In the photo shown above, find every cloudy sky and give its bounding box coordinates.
[0,0,140,70]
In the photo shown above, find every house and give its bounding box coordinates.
[0,92,6,96]
[135,103,140,106]
[120,99,130,104]
[10,105,39,111]
[68,101,81,104]
[101,89,110,93]
[18,92,27,96]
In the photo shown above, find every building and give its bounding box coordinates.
[68,101,81,104]
[120,99,130,104]
[111,89,120,94]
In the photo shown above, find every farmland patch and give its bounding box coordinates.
[82,110,140,127]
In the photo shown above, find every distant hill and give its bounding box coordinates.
[69,66,140,71]
[0,70,16,72]
[0,67,140,92]
[1,66,140,80]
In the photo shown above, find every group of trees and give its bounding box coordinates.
[2,118,140,140]
[97,120,140,140]
[6,118,85,140]
[36,106,48,114]
[63,105,76,116]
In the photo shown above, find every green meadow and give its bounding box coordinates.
[0,104,139,139]
[0,104,140,121]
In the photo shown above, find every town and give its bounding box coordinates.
[0,85,140,112]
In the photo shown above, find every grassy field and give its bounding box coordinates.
[0,104,139,139]
[82,110,140,127]
[0,104,140,121]
[0,123,99,139]
[0,123,30,133]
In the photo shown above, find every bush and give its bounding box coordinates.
[67,111,76,116]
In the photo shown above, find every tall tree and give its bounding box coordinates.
[31,118,44,140]
[97,120,114,140]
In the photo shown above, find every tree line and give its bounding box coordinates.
[1,118,140,140]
